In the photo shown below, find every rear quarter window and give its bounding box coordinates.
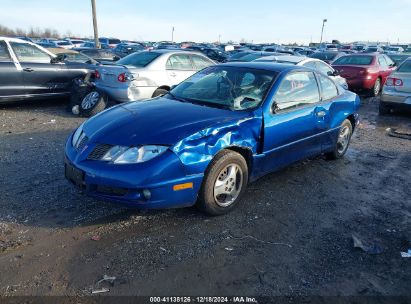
[398,61,411,73]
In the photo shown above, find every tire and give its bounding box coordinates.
[370,78,381,97]
[379,101,390,115]
[197,150,249,216]
[67,77,92,112]
[79,91,108,117]
[152,88,169,98]
[325,119,353,160]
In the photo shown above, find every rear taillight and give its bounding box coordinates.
[385,77,403,87]
[118,73,129,82]
[94,70,100,79]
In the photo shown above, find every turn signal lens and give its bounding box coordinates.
[173,183,193,191]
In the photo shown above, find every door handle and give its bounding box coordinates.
[316,110,327,118]
[23,68,34,72]
[169,72,176,77]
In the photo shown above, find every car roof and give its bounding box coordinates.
[219,61,309,73]
[257,55,305,63]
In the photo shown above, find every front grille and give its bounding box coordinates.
[87,144,113,160]
[96,185,128,196]
[76,134,89,151]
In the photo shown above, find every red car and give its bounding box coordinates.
[332,54,396,96]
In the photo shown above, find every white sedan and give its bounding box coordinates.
[254,55,348,89]
[93,50,215,102]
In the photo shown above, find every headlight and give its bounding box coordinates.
[72,123,84,147]
[102,145,168,164]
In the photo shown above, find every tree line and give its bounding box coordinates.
[0,24,64,38]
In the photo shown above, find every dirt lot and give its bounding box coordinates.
[0,97,410,298]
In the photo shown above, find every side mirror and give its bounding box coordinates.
[113,56,121,61]
[271,101,280,113]
[51,54,65,64]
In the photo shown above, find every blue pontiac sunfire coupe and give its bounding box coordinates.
[65,62,360,215]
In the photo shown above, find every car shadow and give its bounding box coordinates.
[0,98,74,119]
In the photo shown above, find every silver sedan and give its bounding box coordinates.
[94,50,215,102]
[380,58,411,114]
[254,55,349,89]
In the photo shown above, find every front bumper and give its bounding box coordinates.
[65,136,204,209]
[94,83,157,102]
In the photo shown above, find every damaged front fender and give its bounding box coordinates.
[172,112,263,175]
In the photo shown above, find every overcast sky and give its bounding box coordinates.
[1,0,410,44]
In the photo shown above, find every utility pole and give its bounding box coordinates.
[320,19,327,44]
[91,0,100,48]
[171,26,175,43]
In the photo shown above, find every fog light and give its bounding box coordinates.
[142,189,151,200]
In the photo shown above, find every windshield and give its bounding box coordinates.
[57,41,71,46]
[388,47,399,51]
[310,52,337,60]
[334,55,373,65]
[169,66,277,111]
[367,47,378,52]
[238,53,266,62]
[333,55,373,65]
[63,52,95,63]
[230,52,252,60]
[117,51,161,67]
[398,60,411,73]
[109,39,121,44]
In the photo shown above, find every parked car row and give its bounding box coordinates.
[2,36,410,215]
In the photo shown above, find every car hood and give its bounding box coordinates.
[83,96,253,146]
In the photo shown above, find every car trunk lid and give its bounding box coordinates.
[333,65,372,79]
[391,73,411,93]
[95,65,139,88]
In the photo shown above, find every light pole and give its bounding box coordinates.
[91,0,100,48]
[320,19,327,44]
[171,26,175,43]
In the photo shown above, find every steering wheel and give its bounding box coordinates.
[217,75,236,100]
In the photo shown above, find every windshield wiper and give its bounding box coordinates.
[167,92,192,104]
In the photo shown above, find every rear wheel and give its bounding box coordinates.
[197,150,248,216]
[325,119,353,160]
[371,78,381,97]
[79,91,108,117]
[152,88,169,98]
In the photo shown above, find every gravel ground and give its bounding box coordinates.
[0,97,410,297]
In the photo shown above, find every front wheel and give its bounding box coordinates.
[197,150,248,216]
[325,119,353,160]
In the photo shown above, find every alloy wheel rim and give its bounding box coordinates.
[213,164,243,207]
[81,92,100,110]
[337,126,351,154]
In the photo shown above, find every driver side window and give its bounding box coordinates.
[274,72,320,111]
[10,42,51,63]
